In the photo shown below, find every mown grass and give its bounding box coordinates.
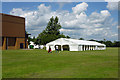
[2,47,118,78]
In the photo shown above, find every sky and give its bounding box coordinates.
[2,2,119,41]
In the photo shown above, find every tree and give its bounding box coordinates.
[32,36,36,42]
[79,38,84,40]
[103,39,106,42]
[25,31,31,45]
[45,16,61,35]
[104,41,113,47]
[36,16,67,45]
[97,40,104,44]
[66,35,70,38]
[113,41,120,47]
[89,39,96,41]
[28,36,32,45]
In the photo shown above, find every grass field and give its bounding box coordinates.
[2,47,118,78]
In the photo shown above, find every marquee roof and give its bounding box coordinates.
[46,38,106,46]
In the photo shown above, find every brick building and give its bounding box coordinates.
[0,13,29,50]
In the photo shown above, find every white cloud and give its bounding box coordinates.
[10,2,118,41]
[72,2,88,14]
[105,0,119,2]
[10,8,25,15]
[106,2,118,10]
[60,28,74,32]
[105,0,118,10]
[100,10,111,16]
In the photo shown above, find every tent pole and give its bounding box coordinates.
[61,45,63,51]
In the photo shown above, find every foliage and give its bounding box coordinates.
[79,38,84,40]
[113,41,120,47]
[105,41,113,47]
[88,39,120,47]
[28,37,32,45]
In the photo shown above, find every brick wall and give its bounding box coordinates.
[2,37,27,50]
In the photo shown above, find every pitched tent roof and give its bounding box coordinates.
[46,38,75,46]
[46,38,106,46]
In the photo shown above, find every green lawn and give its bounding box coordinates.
[2,47,118,78]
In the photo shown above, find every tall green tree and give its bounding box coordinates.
[37,16,67,45]
[44,16,61,35]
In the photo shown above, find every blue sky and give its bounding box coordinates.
[2,2,118,41]
[2,2,116,16]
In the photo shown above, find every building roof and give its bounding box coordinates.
[46,38,106,46]
[0,13,25,19]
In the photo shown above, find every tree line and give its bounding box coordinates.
[79,38,120,47]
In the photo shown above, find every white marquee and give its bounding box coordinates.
[46,38,106,51]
